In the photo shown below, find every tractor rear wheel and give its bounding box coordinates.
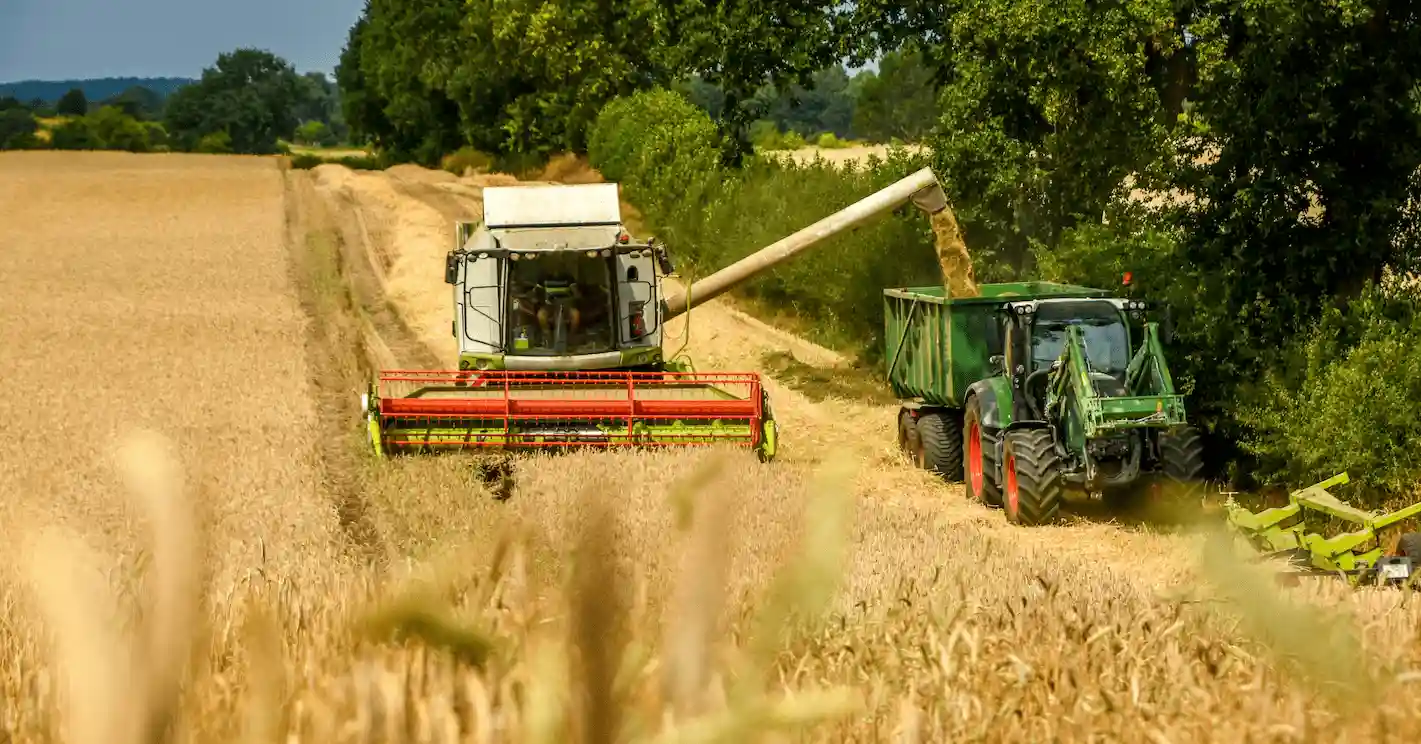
[963,396,1002,507]
[915,410,965,482]
[1001,429,1063,526]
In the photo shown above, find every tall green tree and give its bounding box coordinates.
[851,45,938,143]
[163,49,304,155]
[56,88,89,116]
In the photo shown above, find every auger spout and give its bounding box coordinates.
[661,166,948,321]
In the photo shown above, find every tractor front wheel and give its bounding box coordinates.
[963,396,1002,507]
[915,410,965,482]
[1001,429,1063,526]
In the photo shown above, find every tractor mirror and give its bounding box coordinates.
[444,252,460,285]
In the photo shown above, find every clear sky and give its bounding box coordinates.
[0,0,368,82]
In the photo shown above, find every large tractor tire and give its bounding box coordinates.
[915,410,965,482]
[1159,425,1207,498]
[1001,429,1064,526]
[962,396,1002,507]
[1117,425,1207,522]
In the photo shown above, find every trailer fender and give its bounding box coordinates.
[966,378,1016,429]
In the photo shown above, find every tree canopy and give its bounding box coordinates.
[163,49,305,155]
[336,0,850,164]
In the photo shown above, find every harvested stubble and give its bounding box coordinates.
[8,154,1421,744]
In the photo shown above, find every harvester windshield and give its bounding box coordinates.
[1029,300,1129,378]
[506,251,616,356]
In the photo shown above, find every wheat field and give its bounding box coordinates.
[2,151,1421,743]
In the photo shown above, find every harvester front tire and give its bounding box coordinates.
[1002,429,1063,526]
[915,410,964,482]
[963,396,1002,507]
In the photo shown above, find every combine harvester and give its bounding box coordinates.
[362,168,950,461]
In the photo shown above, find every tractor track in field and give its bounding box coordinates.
[300,161,1207,598]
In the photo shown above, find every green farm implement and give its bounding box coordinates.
[363,169,951,460]
[1222,472,1421,587]
[884,281,1205,525]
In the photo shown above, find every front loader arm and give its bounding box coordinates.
[1046,324,1187,440]
[1125,322,1177,397]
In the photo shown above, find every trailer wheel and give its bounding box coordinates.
[915,411,965,482]
[963,396,1002,507]
[1002,429,1063,526]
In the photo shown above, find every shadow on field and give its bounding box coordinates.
[759,351,898,405]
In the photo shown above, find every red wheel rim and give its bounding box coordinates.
[1005,452,1020,517]
[967,419,984,499]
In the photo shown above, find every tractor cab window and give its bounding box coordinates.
[1028,301,1130,378]
[505,251,616,355]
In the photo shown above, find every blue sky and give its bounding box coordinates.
[0,0,367,82]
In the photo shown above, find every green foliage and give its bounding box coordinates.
[587,88,723,241]
[0,108,39,150]
[86,106,153,152]
[42,107,161,152]
[1238,281,1421,503]
[195,131,233,154]
[336,0,848,163]
[590,89,940,360]
[49,117,102,150]
[164,49,305,155]
[851,45,938,143]
[295,120,337,147]
[99,86,163,120]
[56,88,88,116]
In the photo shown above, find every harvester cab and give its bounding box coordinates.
[366,168,953,462]
[450,183,672,372]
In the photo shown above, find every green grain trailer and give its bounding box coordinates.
[883,281,1205,526]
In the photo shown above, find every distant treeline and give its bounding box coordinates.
[0,53,350,155]
[0,77,194,103]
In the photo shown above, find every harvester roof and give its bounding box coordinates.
[483,183,621,229]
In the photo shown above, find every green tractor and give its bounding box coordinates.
[883,281,1205,525]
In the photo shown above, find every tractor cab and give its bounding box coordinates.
[1002,297,1145,416]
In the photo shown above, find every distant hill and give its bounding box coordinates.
[0,77,195,103]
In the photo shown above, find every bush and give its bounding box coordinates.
[49,117,102,150]
[587,88,723,232]
[442,146,494,176]
[0,108,38,150]
[816,132,848,149]
[87,106,152,152]
[1236,278,1421,505]
[295,120,337,147]
[196,131,233,154]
